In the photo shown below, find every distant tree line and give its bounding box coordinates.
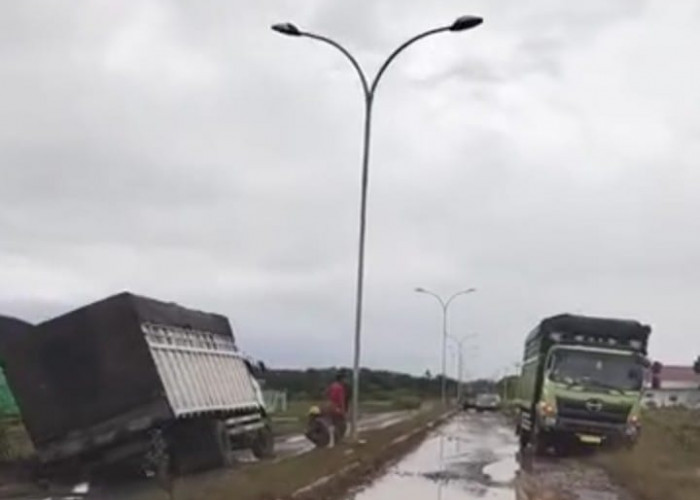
[262,367,459,401]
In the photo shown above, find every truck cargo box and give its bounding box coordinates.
[525,314,651,356]
[4,293,262,461]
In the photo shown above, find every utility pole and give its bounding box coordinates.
[415,288,477,406]
[274,16,484,438]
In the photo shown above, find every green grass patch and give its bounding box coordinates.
[595,408,700,500]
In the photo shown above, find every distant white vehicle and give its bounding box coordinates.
[475,393,501,412]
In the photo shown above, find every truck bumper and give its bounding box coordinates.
[542,417,639,446]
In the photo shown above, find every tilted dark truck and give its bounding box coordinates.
[516,314,650,455]
[2,292,273,474]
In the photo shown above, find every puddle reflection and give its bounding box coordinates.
[349,414,519,500]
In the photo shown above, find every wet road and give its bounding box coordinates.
[2,411,634,500]
[347,412,519,500]
[0,410,418,500]
[345,411,634,500]
[228,409,417,464]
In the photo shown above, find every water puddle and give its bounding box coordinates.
[348,414,519,500]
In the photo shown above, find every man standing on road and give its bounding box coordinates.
[326,372,348,441]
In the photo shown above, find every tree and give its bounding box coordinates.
[694,356,700,375]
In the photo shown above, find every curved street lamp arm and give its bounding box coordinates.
[302,32,371,99]
[416,288,447,309]
[444,288,476,308]
[370,26,450,95]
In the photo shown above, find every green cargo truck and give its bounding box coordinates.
[516,314,650,454]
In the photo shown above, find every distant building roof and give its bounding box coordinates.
[645,365,700,388]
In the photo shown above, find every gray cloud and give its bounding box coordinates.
[1,0,699,377]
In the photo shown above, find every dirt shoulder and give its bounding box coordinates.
[593,409,700,500]
[123,407,449,500]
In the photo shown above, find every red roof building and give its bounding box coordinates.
[645,365,700,390]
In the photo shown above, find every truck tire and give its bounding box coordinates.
[531,424,549,456]
[518,428,530,449]
[169,418,233,474]
[251,424,274,460]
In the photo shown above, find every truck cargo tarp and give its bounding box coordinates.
[3,293,237,447]
[528,314,651,345]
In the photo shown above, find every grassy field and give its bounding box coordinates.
[595,408,700,500]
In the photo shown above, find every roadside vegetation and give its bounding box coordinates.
[265,367,435,436]
[264,367,453,401]
[595,408,700,500]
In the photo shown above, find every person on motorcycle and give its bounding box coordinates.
[305,405,330,447]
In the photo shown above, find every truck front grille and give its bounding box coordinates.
[556,397,631,424]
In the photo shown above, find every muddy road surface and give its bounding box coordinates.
[347,411,518,500]
[0,411,635,500]
[269,409,418,461]
[0,410,418,500]
[345,412,635,500]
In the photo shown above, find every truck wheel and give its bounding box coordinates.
[168,418,233,474]
[143,428,172,480]
[518,428,530,449]
[532,425,549,456]
[213,420,235,467]
[251,424,275,459]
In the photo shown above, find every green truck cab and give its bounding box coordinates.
[516,314,650,454]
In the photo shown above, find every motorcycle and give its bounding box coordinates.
[304,405,347,448]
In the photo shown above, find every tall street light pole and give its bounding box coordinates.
[415,287,477,406]
[272,15,483,440]
[448,334,478,402]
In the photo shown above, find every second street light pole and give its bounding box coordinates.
[273,16,483,439]
[448,334,478,402]
[416,287,476,406]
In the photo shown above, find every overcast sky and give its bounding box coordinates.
[1,0,699,377]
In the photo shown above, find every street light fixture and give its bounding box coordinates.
[450,15,484,32]
[415,287,477,406]
[272,16,483,440]
[271,23,302,36]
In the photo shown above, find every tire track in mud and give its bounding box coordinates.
[519,446,637,500]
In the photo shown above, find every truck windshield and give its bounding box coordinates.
[548,349,643,392]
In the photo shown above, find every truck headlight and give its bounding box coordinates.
[538,401,557,417]
[626,414,641,436]
[538,401,557,427]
